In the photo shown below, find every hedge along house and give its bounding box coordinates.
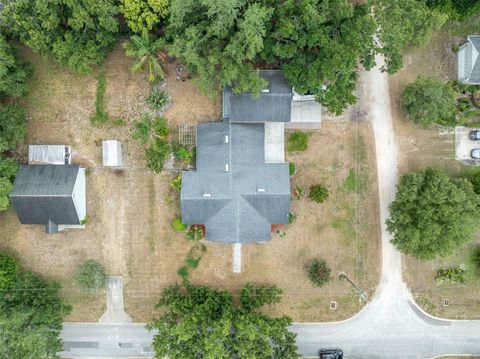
[458,35,480,85]
[9,165,86,234]
[181,70,322,272]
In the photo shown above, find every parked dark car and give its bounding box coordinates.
[470,130,480,141]
[471,149,480,159]
[319,348,343,359]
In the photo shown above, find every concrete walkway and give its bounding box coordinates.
[98,276,132,324]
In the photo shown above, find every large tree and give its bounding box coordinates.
[401,76,458,126]
[166,0,272,95]
[386,167,480,260]
[0,253,71,358]
[1,0,119,74]
[147,283,298,358]
[0,34,32,98]
[262,0,377,115]
[372,0,446,74]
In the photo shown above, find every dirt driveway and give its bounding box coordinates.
[0,41,380,322]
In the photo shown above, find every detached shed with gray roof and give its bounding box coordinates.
[181,122,290,243]
[9,165,86,234]
[458,35,480,85]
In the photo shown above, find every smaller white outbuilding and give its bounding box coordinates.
[102,140,123,167]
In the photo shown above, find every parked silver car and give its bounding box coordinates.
[471,149,480,159]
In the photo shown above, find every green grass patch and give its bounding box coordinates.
[287,131,308,153]
[344,169,357,192]
[172,217,186,232]
[91,72,109,125]
[289,162,296,176]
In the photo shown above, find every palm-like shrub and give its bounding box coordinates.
[123,31,165,82]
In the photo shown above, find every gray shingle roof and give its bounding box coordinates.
[223,70,292,122]
[9,165,81,226]
[469,35,480,84]
[181,122,290,243]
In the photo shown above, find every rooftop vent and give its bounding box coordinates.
[257,188,266,193]
[203,192,211,198]
[225,164,229,172]
[261,87,270,93]
[224,135,229,144]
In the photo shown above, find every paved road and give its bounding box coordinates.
[60,56,480,358]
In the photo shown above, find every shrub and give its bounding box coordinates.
[287,131,308,153]
[309,184,329,203]
[170,174,182,192]
[145,139,171,173]
[401,76,458,126]
[174,144,193,165]
[186,225,203,242]
[74,259,106,292]
[0,252,19,290]
[177,266,189,281]
[186,256,200,269]
[435,265,466,285]
[289,212,295,224]
[132,114,151,144]
[152,116,169,138]
[306,258,331,287]
[147,88,169,110]
[0,177,14,211]
[172,217,186,232]
[469,170,480,194]
[289,162,296,176]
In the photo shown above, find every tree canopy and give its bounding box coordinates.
[2,0,119,74]
[0,104,27,154]
[147,283,298,358]
[423,0,480,20]
[372,0,446,74]
[386,167,480,260]
[0,34,32,98]
[0,252,71,358]
[120,0,169,33]
[401,76,458,126]
[166,0,271,96]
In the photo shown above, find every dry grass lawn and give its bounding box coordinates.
[389,27,480,319]
[0,40,380,322]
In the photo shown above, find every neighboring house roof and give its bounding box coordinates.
[181,122,290,243]
[223,70,293,122]
[9,165,83,230]
[458,35,480,84]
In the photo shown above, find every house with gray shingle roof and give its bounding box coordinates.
[9,165,86,234]
[458,35,480,85]
[181,70,321,244]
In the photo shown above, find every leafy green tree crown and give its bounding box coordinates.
[147,283,299,358]
[2,0,119,74]
[120,0,169,33]
[387,167,480,260]
[401,76,458,126]
[0,34,32,98]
